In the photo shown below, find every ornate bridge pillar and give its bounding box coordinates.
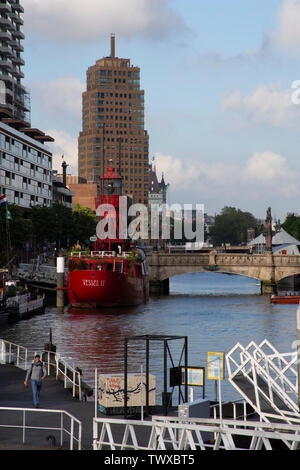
[149,251,170,295]
[261,251,277,295]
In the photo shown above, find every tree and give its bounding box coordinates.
[72,204,98,245]
[0,204,32,265]
[209,206,260,246]
[282,213,300,241]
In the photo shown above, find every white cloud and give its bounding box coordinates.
[269,0,300,54]
[22,0,188,42]
[30,76,84,122]
[154,150,300,204]
[243,151,298,197]
[47,129,78,175]
[221,82,299,128]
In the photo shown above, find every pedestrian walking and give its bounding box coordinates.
[24,354,47,408]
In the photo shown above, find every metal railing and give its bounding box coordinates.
[0,407,82,450]
[226,339,300,424]
[0,339,82,400]
[92,415,300,450]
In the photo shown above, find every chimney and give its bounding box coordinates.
[62,161,68,187]
[110,33,115,58]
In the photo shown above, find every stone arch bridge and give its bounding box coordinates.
[147,251,300,294]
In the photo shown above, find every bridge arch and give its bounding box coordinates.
[155,266,262,283]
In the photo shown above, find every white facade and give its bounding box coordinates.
[0,121,53,208]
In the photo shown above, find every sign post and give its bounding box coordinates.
[207,352,225,421]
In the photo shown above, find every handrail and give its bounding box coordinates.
[226,340,300,424]
[0,407,82,450]
[93,415,300,450]
[0,339,83,400]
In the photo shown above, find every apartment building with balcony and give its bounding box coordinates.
[0,110,54,208]
[0,0,30,123]
[0,0,56,210]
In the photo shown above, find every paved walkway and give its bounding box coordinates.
[0,364,96,450]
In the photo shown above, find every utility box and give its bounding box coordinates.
[98,373,156,415]
[178,399,211,443]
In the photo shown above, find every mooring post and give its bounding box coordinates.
[56,256,65,310]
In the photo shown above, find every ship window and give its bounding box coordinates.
[96,264,103,271]
[89,263,94,270]
[115,263,122,272]
[81,263,88,270]
[106,263,113,271]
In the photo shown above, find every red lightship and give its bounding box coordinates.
[67,167,149,308]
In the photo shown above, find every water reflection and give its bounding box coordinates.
[0,272,297,402]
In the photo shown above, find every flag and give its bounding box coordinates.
[5,207,12,221]
[0,194,7,205]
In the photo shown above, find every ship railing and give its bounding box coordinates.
[70,251,132,259]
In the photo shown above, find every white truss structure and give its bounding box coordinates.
[226,339,300,424]
[93,415,300,450]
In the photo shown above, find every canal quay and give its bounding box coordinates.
[1,272,300,450]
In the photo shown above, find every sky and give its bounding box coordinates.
[20,0,300,221]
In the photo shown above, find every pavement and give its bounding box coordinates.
[0,364,168,451]
[0,364,96,450]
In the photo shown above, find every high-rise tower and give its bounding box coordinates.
[78,35,149,205]
[0,0,30,123]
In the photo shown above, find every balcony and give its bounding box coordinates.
[0,58,12,70]
[10,12,23,25]
[11,53,24,65]
[0,44,13,57]
[10,2,24,13]
[0,31,11,41]
[11,28,24,39]
[0,3,11,13]
[0,17,12,29]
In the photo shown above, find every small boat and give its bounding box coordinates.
[270,293,300,304]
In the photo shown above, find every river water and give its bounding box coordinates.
[0,272,298,403]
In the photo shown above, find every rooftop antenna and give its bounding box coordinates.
[110,33,116,58]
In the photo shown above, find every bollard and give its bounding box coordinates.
[43,328,57,376]
[56,256,65,310]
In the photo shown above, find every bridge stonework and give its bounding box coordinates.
[147,251,300,295]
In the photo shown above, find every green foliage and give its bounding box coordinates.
[30,203,97,249]
[0,204,32,265]
[127,249,143,263]
[282,213,300,241]
[209,206,261,246]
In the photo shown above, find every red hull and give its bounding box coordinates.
[67,269,149,308]
[270,296,300,304]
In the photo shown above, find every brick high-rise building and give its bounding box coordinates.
[78,34,149,205]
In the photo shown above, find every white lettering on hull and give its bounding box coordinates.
[82,279,106,287]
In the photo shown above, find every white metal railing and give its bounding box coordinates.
[226,339,300,424]
[211,400,250,424]
[70,251,131,258]
[0,339,28,368]
[0,340,82,400]
[92,416,300,450]
[0,407,82,450]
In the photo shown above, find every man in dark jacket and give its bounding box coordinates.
[24,354,47,408]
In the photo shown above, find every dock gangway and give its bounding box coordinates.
[226,339,300,424]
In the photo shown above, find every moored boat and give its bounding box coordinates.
[270,293,300,304]
[67,167,149,308]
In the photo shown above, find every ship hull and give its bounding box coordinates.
[67,269,149,308]
[270,295,300,304]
